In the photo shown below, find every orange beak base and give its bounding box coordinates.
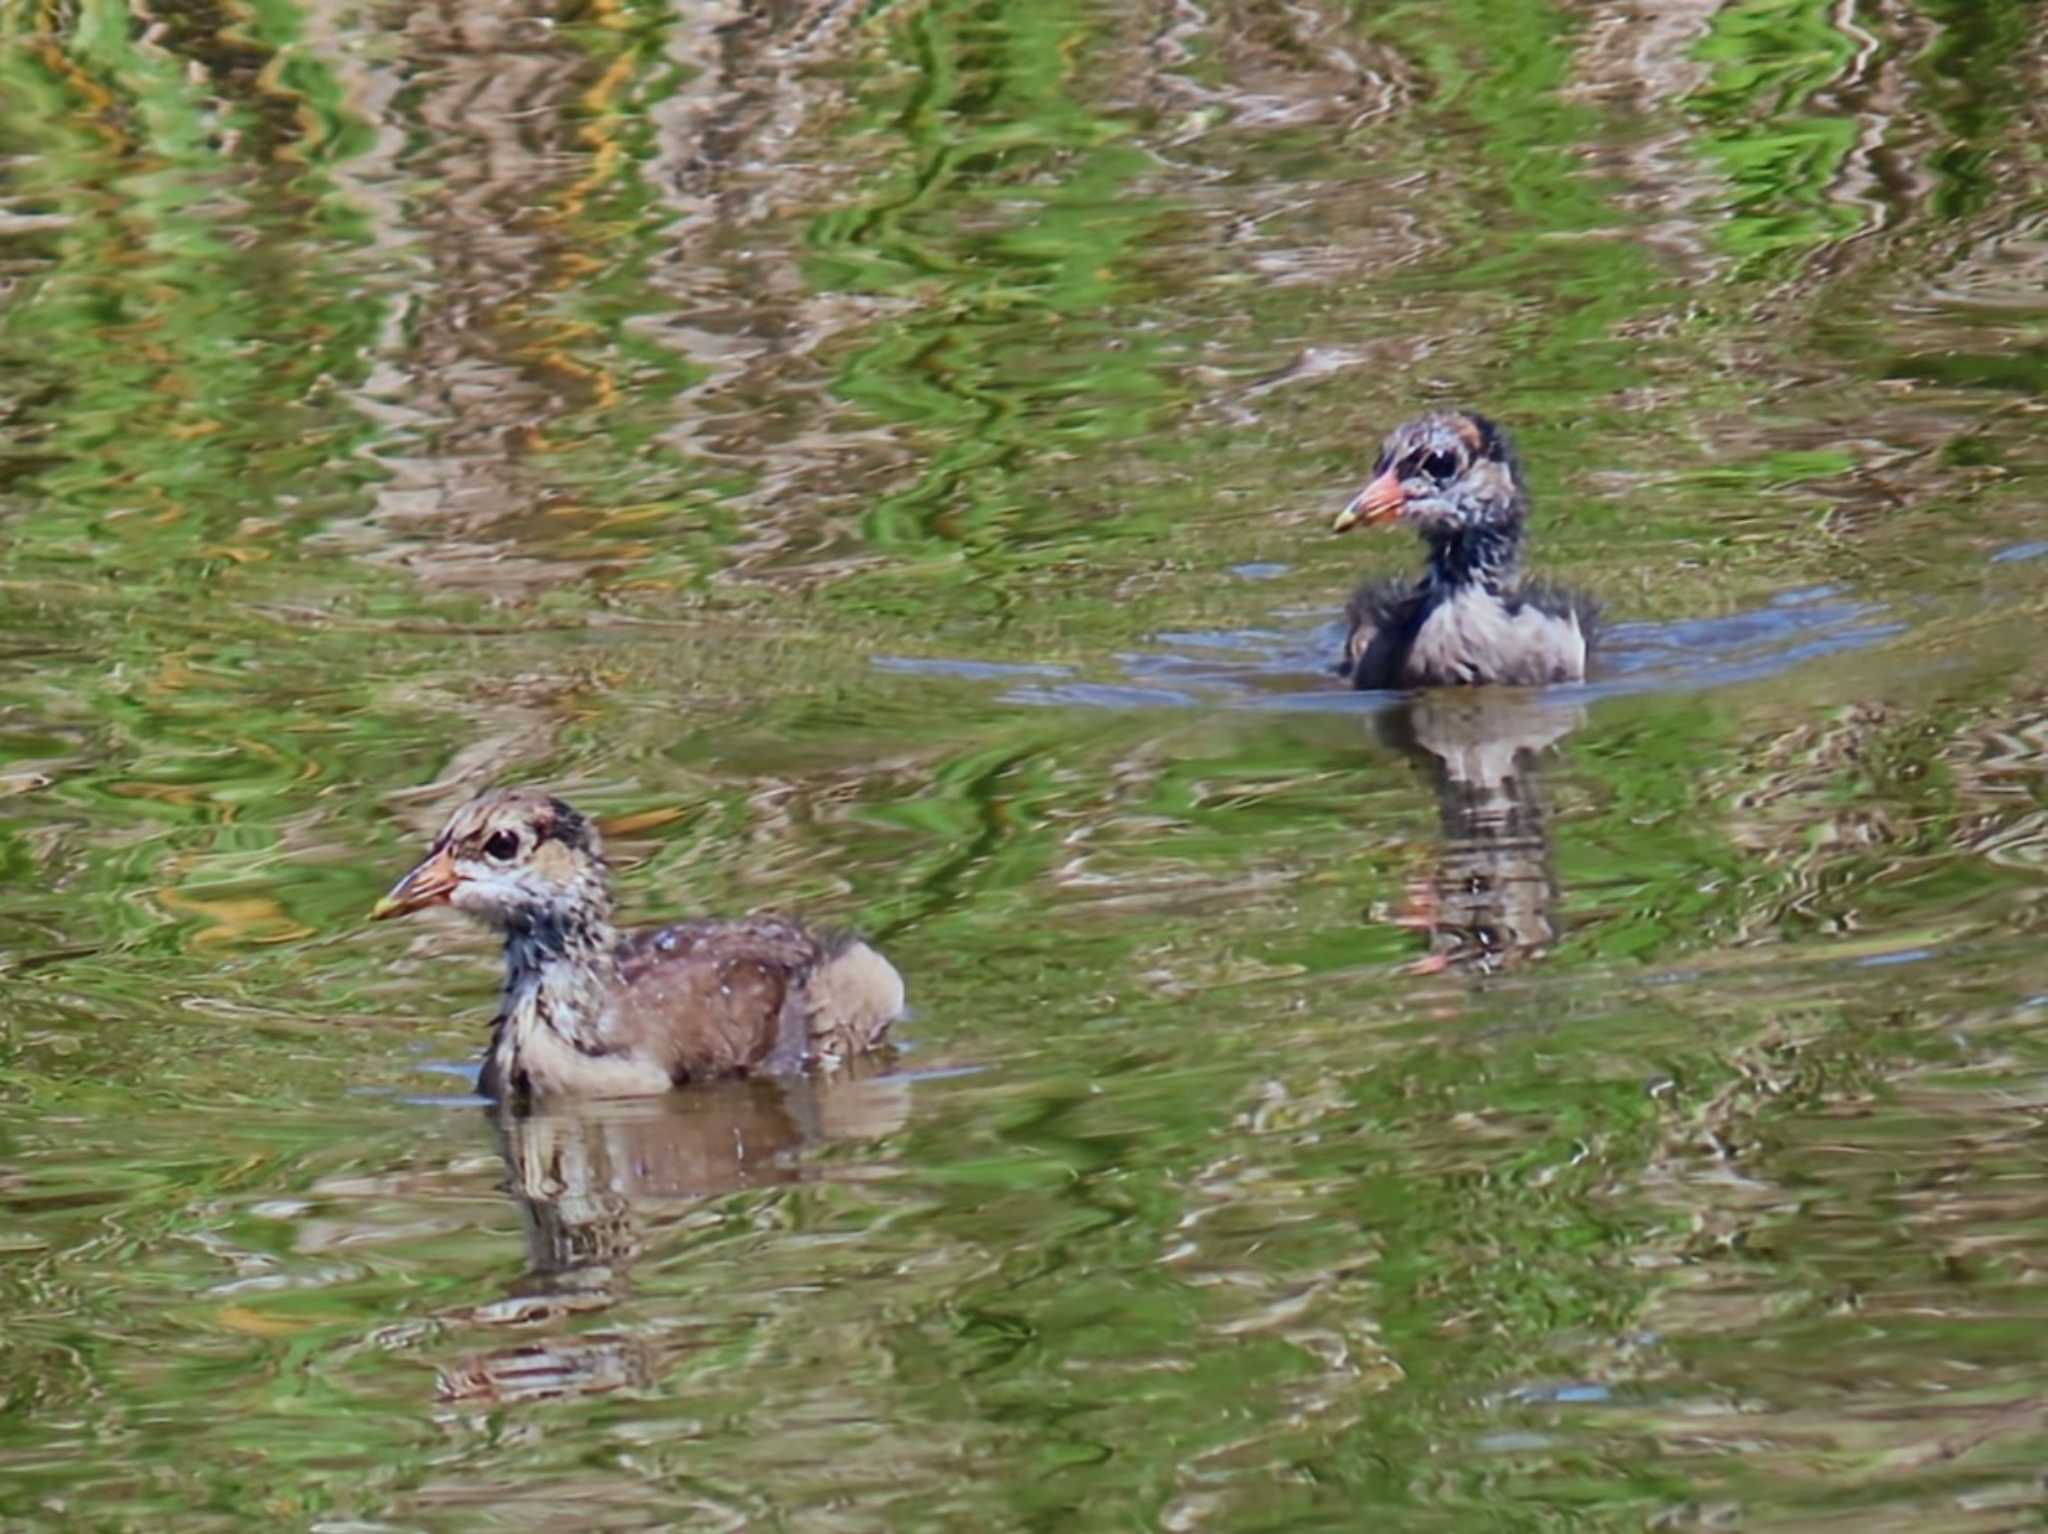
[1332,468,1405,532]
[369,845,459,921]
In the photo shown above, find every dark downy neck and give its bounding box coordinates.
[1423,521,1523,598]
[501,902,621,1047]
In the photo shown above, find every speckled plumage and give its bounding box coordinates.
[1333,411,1596,689]
[372,788,903,1102]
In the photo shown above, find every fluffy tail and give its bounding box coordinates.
[801,937,906,1062]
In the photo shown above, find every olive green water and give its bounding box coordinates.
[3,0,2047,1528]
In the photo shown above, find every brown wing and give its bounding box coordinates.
[611,916,828,1083]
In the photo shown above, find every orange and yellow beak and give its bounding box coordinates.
[369,844,460,921]
[1332,467,1405,532]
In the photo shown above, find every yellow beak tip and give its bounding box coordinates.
[1332,508,1360,533]
[369,896,403,922]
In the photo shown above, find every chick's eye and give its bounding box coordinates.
[482,830,522,861]
[1421,450,1459,482]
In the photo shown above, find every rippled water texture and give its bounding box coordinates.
[3,0,2047,1527]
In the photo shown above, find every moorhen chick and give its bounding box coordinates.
[1332,410,1595,688]
[371,788,905,1101]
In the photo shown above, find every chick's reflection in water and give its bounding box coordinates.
[1378,691,1583,975]
[435,1064,908,1408]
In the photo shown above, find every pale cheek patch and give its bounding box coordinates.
[530,841,579,883]
[450,862,511,914]
[1464,460,1513,505]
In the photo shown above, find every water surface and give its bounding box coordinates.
[3,0,2047,1527]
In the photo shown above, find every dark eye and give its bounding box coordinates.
[1421,450,1459,482]
[482,830,522,861]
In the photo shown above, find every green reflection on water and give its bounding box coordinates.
[810,0,1174,556]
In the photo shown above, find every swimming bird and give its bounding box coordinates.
[370,788,904,1101]
[1333,410,1594,688]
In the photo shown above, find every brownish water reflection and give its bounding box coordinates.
[1379,692,1582,975]
[437,1070,910,1406]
